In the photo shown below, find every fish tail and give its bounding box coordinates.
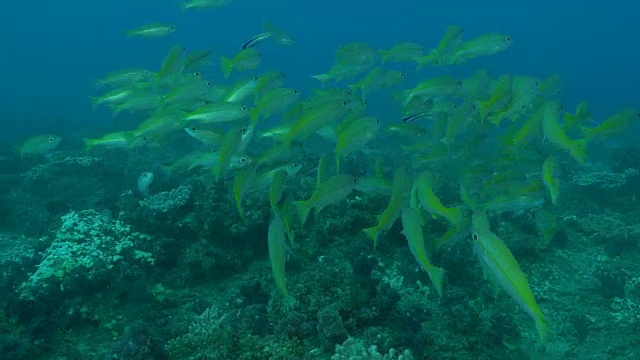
[579,125,596,139]
[535,317,549,344]
[426,265,445,296]
[444,206,463,229]
[417,49,439,69]
[83,138,97,150]
[363,226,379,249]
[220,57,233,79]
[234,194,245,219]
[569,138,589,164]
[250,107,260,123]
[89,96,100,110]
[379,49,390,63]
[293,201,311,226]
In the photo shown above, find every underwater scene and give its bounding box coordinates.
[1,0,640,359]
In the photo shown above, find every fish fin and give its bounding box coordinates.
[426,265,445,297]
[220,57,233,79]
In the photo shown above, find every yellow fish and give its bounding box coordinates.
[472,212,548,343]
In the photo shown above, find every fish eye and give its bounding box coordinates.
[293,90,298,94]
[375,120,380,125]
[342,101,348,106]
[142,136,148,141]
[240,157,247,162]
[505,36,511,42]
[242,106,248,111]
[472,233,478,241]
[241,127,248,134]
[191,127,197,131]
[293,162,299,167]
[400,73,405,77]
[48,137,55,142]
[253,76,259,81]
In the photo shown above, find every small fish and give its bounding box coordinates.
[222,76,260,103]
[181,0,233,11]
[418,25,464,67]
[472,211,548,343]
[401,76,462,105]
[413,171,463,229]
[269,169,289,210]
[185,102,250,123]
[401,207,445,296]
[581,108,639,139]
[534,208,557,249]
[401,109,433,123]
[96,68,154,88]
[255,71,286,93]
[541,157,560,206]
[363,167,408,248]
[158,45,187,79]
[252,88,300,122]
[379,42,425,64]
[126,23,176,38]
[542,101,588,163]
[450,33,513,65]
[184,126,225,147]
[162,76,212,105]
[284,100,352,146]
[220,48,262,79]
[268,210,289,298]
[137,172,154,197]
[242,32,271,49]
[19,134,61,157]
[83,131,134,150]
[335,116,380,171]
[182,49,213,73]
[90,88,133,109]
[135,110,185,138]
[441,102,476,146]
[263,21,295,47]
[562,101,591,132]
[214,127,244,179]
[233,165,257,218]
[294,174,356,225]
[336,42,377,67]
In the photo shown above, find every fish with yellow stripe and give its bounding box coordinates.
[471,211,548,343]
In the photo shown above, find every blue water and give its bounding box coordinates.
[1,0,638,142]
